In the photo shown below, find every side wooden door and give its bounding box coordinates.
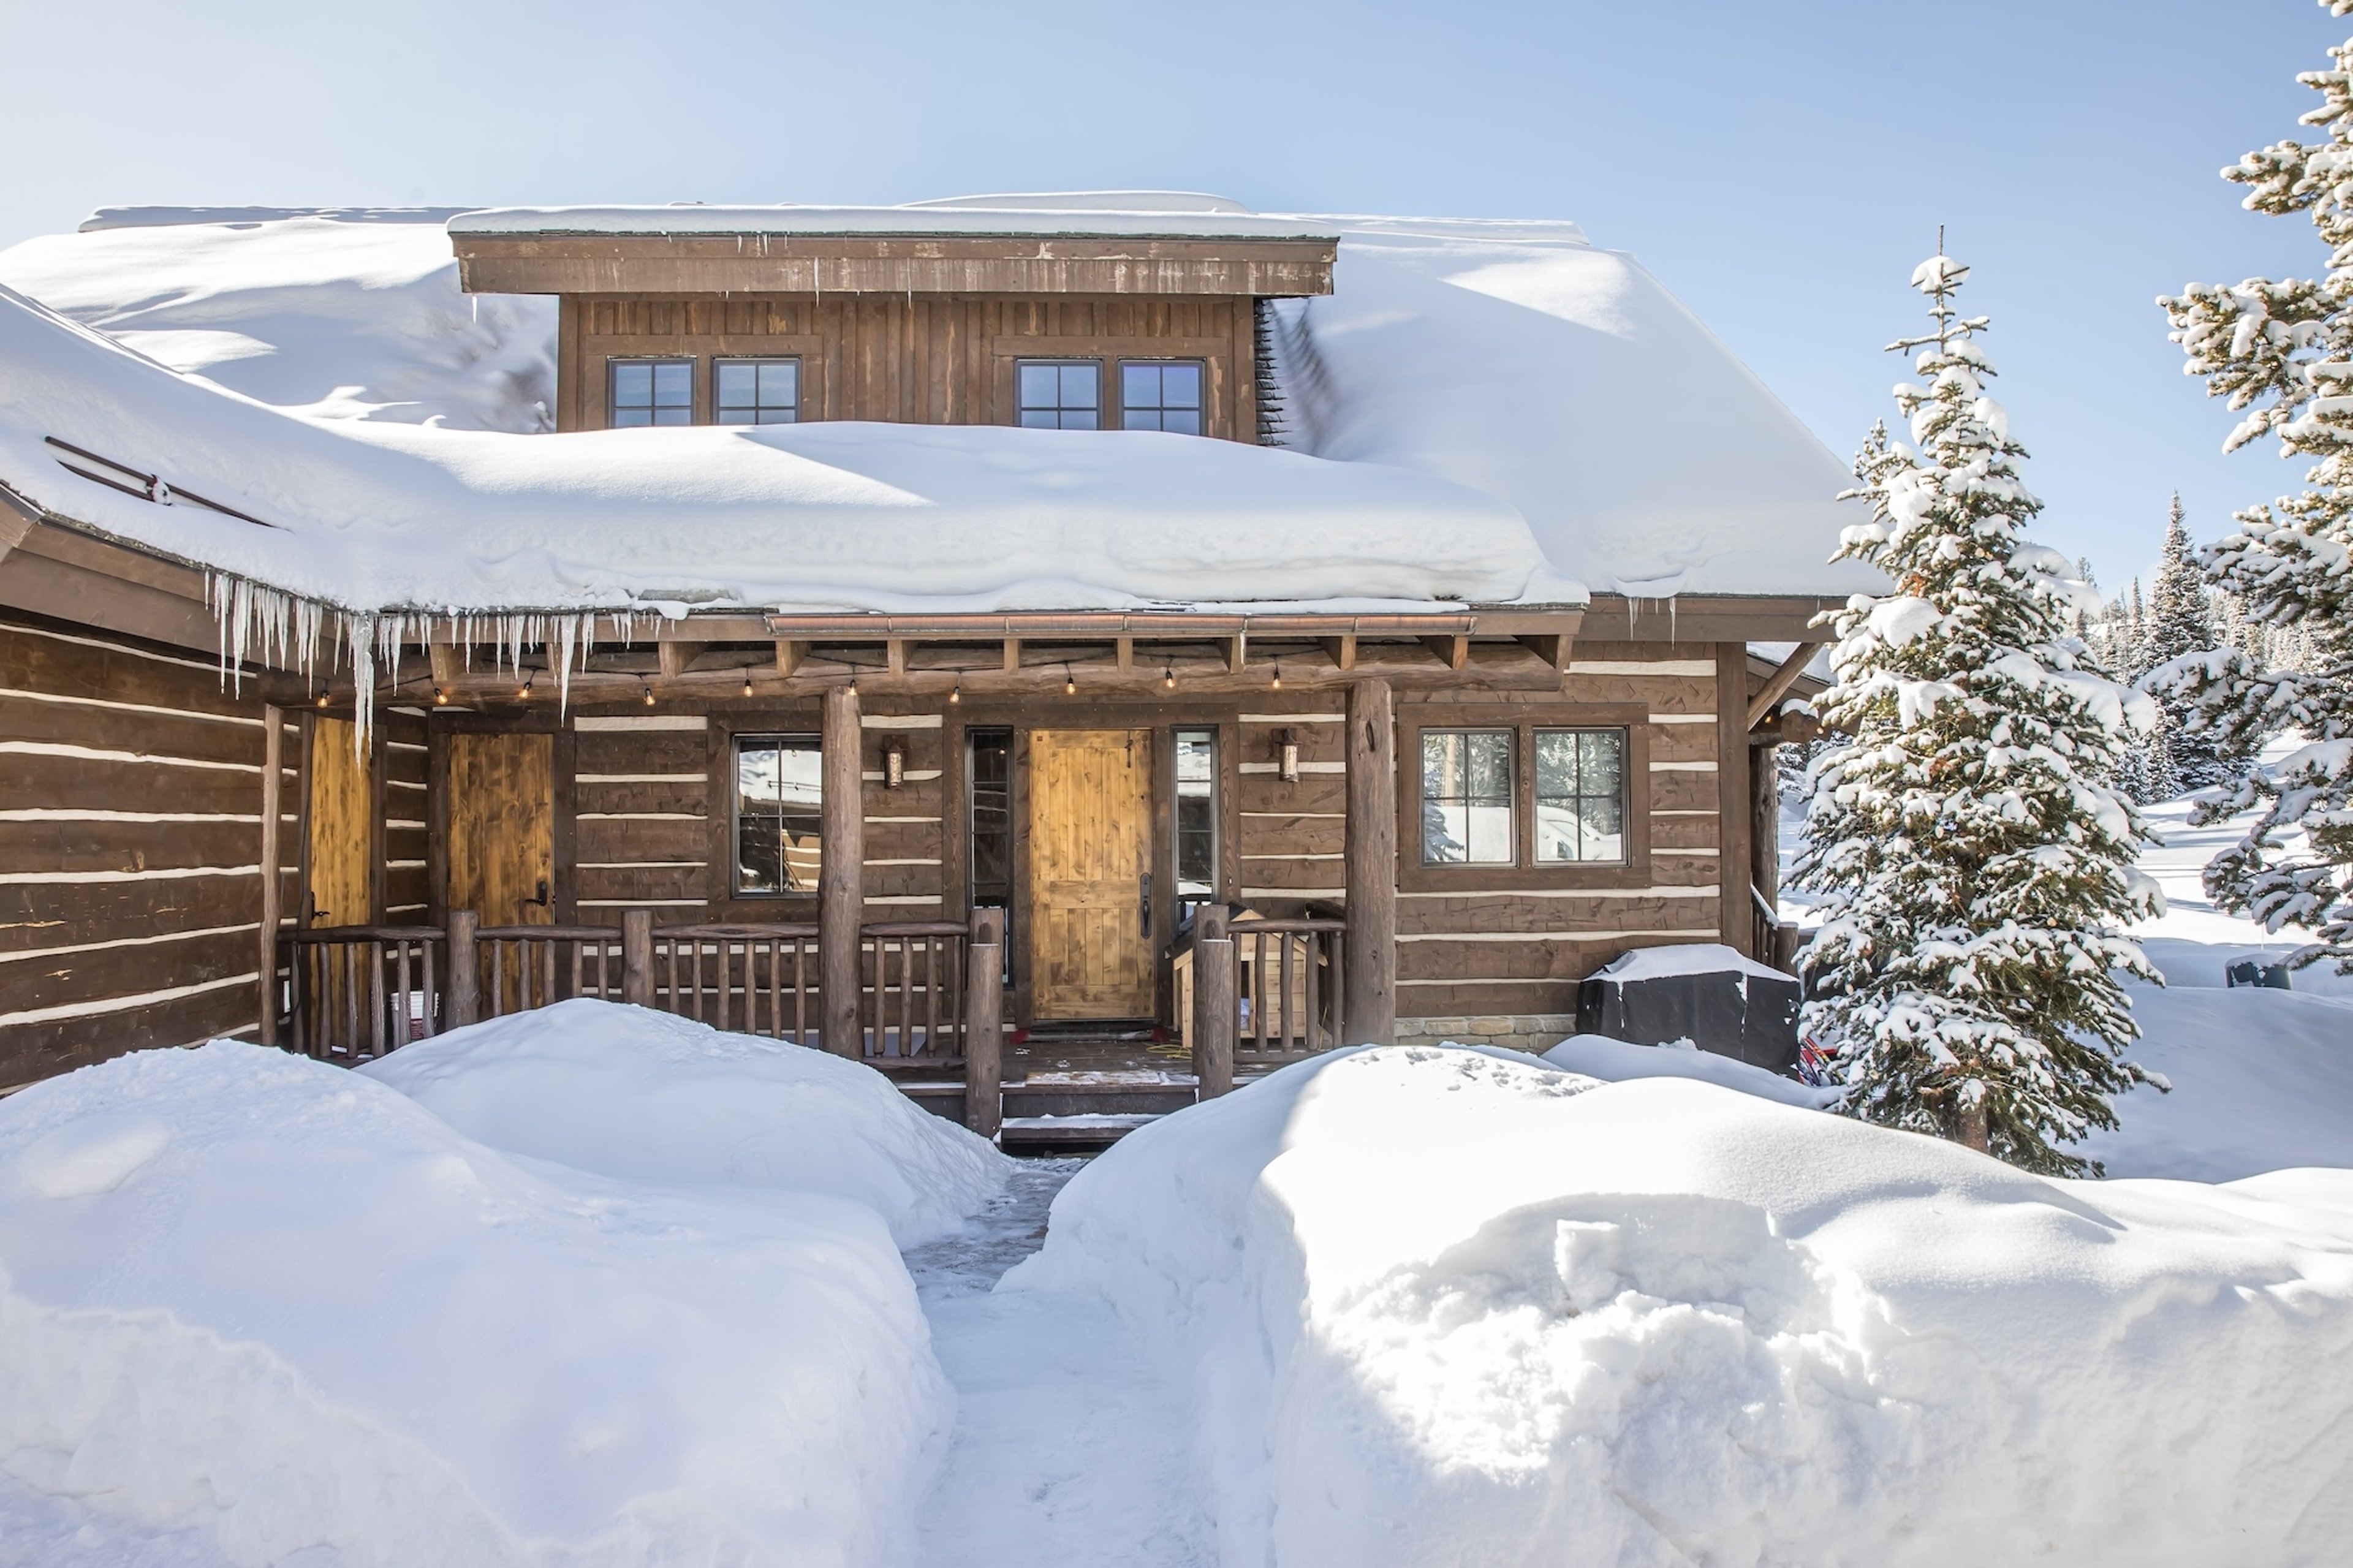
[1028,728,1155,1020]
[448,733,555,926]
[304,716,373,927]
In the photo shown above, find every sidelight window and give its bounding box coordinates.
[734,735,822,895]
[1421,729,1515,865]
[1120,361,1204,434]
[610,358,693,427]
[1016,360,1101,429]
[1173,727,1218,898]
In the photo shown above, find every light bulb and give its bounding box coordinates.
[1064,668,1077,696]
[742,672,754,698]
[642,684,656,707]
[316,693,330,710]
[949,678,961,705]
[433,687,449,706]
[1163,664,1175,690]
[1271,664,1283,690]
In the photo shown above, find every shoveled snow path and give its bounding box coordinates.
[906,1159,1210,1567]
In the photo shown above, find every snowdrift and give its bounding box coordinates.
[363,998,1008,1246]
[0,1042,949,1566]
[1014,1045,2353,1567]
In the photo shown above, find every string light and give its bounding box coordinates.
[517,670,534,702]
[948,673,962,705]
[1271,662,1284,691]
[1162,661,1175,690]
[1063,664,1077,696]
[315,693,330,710]
[642,681,656,707]
[742,668,755,699]
[433,687,450,706]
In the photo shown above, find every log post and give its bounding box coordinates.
[963,906,1005,1138]
[1717,643,1758,960]
[446,908,480,1028]
[1192,903,1235,1099]
[1344,678,1397,1045]
[621,908,653,1006]
[257,703,284,1045]
[820,683,866,1058]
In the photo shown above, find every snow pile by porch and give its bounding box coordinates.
[363,999,1007,1246]
[1014,1045,2353,1567]
[0,1036,958,1566]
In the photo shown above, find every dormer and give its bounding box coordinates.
[447,196,1336,440]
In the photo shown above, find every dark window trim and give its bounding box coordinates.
[1397,703,1654,893]
[714,355,803,425]
[1014,357,1105,430]
[608,355,695,428]
[1117,357,1208,434]
[1172,724,1219,899]
[727,728,824,901]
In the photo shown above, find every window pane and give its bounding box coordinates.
[653,362,692,404]
[735,736,823,895]
[760,362,798,401]
[1161,363,1202,407]
[612,362,652,405]
[1421,730,1514,865]
[716,362,757,406]
[1018,363,1059,407]
[1058,407,1098,431]
[1161,408,1201,436]
[1122,362,1160,404]
[1019,409,1059,428]
[1174,728,1217,896]
[611,407,653,428]
[1535,727,1626,863]
[1059,363,1098,407]
[651,406,692,426]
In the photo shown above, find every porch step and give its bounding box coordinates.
[998,1113,1162,1153]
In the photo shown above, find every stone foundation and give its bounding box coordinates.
[1395,1013,1580,1054]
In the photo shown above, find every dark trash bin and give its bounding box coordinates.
[1577,944,1803,1074]
[2226,960,2292,990]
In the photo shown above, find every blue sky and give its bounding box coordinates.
[2,0,2341,593]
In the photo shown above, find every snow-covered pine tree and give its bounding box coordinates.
[1795,251,2162,1175]
[2139,494,2235,789]
[2154,0,2353,971]
[2123,579,2150,678]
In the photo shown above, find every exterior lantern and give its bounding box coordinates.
[1277,728,1301,784]
[882,733,908,790]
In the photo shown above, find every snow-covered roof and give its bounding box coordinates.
[449,196,1341,242]
[0,281,1550,616]
[0,197,1884,616]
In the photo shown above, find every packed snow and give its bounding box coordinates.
[360,999,1009,1246]
[450,201,1340,240]
[1016,1045,2353,1567]
[1542,1032,1841,1108]
[0,1036,957,1566]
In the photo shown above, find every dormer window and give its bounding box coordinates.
[610,358,692,427]
[716,358,800,425]
[1121,361,1204,434]
[1017,361,1101,430]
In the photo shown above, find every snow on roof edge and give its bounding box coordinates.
[446,204,1344,241]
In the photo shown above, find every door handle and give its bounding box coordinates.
[528,877,551,908]
[1139,873,1152,937]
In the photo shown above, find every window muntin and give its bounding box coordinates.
[1534,728,1627,863]
[1121,361,1204,434]
[1421,729,1515,865]
[610,358,693,427]
[734,735,822,895]
[1016,361,1101,430]
[716,358,800,425]
[1173,727,1218,897]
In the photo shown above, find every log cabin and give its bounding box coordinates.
[0,195,1871,1135]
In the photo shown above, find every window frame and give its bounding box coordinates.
[607,356,695,428]
[1013,358,1104,430]
[1396,703,1653,892]
[713,356,803,425]
[1171,725,1220,898]
[728,730,825,900]
[1118,358,1208,435]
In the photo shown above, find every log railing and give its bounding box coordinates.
[284,925,447,1062]
[472,918,631,1018]
[863,920,968,1061]
[651,923,821,1042]
[1230,916,1347,1061]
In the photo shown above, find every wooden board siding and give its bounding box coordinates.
[563,294,1253,440]
[381,710,431,921]
[1235,703,1349,912]
[1391,643,1727,1018]
[0,614,276,1087]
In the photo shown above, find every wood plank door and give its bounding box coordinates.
[305,716,373,927]
[448,733,555,926]
[1028,728,1155,1020]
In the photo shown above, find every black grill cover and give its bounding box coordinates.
[1575,946,1802,1074]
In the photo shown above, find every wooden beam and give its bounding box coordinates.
[774,639,808,678]
[1115,634,1134,671]
[1320,634,1357,671]
[1717,645,1757,960]
[820,684,865,1058]
[1222,634,1246,674]
[1515,632,1569,673]
[1420,634,1470,672]
[1746,642,1825,730]
[657,640,704,681]
[426,644,463,694]
[1344,678,1397,1045]
[0,485,34,564]
[1002,636,1021,674]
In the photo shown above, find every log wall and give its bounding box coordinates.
[0,613,289,1088]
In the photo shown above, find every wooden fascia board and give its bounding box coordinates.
[1577,594,1843,643]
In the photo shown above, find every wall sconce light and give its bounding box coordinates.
[881,734,908,790]
[1277,728,1301,784]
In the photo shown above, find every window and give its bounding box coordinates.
[968,729,1014,982]
[716,358,800,425]
[1534,729,1626,863]
[1017,361,1101,429]
[735,735,822,895]
[1121,361,1204,434]
[1173,727,1218,897]
[610,358,693,427]
[1422,729,1515,865]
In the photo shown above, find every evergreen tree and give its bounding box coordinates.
[2156,0,2353,971]
[2123,579,2149,678]
[1795,251,2161,1175]
[2140,494,2237,788]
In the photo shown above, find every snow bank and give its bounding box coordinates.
[1267,219,1890,599]
[0,1042,948,1565]
[1542,1032,1841,1108]
[362,998,1007,1246]
[0,210,553,432]
[0,278,1548,617]
[1015,1045,2353,1567]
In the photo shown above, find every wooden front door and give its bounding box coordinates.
[448,733,555,926]
[1028,728,1155,1020]
[305,716,373,926]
